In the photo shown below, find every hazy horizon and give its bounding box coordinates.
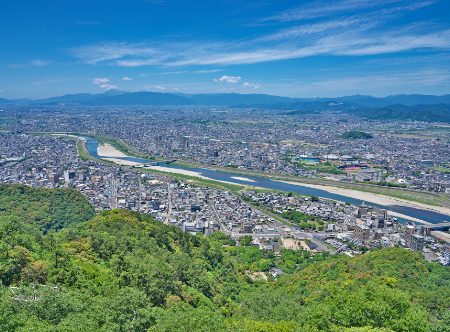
[4,90,450,102]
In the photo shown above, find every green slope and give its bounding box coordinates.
[0,184,95,232]
[1,206,449,331]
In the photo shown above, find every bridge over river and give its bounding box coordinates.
[132,160,177,168]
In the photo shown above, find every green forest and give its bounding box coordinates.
[338,131,373,139]
[0,184,95,232]
[1,185,450,331]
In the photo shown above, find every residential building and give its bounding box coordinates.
[410,234,424,252]
[354,224,370,243]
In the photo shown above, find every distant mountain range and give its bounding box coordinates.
[1,91,450,120]
[360,108,450,123]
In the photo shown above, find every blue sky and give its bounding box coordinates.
[1,0,450,99]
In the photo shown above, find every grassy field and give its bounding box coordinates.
[429,166,450,174]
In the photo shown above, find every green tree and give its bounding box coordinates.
[307,283,429,331]
[430,311,450,332]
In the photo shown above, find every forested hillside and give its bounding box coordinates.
[1,190,450,331]
[0,184,95,232]
[363,108,450,123]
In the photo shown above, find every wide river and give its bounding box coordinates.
[77,135,450,226]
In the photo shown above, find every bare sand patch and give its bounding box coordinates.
[52,134,86,141]
[97,143,129,158]
[231,176,256,182]
[283,238,300,250]
[246,271,268,281]
[145,166,205,178]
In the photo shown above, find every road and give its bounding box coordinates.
[211,203,232,235]
[164,182,172,225]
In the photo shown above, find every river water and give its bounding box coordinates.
[76,134,450,226]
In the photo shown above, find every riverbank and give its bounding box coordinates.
[172,161,450,208]
[281,180,450,219]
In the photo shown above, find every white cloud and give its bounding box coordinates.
[153,85,165,90]
[263,0,437,22]
[121,77,132,81]
[161,71,188,74]
[194,69,223,74]
[30,59,53,66]
[140,74,148,77]
[69,42,162,65]
[243,82,260,89]
[76,21,100,25]
[308,69,450,90]
[0,90,2,92]
[9,59,53,68]
[68,0,447,69]
[92,78,110,84]
[214,75,241,83]
[99,84,117,90]
[92,78,116,90]
[174,88,180,90]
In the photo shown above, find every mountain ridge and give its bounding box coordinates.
[1,91,450,109]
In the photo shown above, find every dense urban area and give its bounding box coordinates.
[1,104,450,331]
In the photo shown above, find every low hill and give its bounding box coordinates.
[364,108,450,122]
[382,93,450,106]
[0,184,95,232]
[338,131,373,139]
[1,205,449,331]
[0,98,15,104]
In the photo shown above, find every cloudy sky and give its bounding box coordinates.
[1,0,449,98]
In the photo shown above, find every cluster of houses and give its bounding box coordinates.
[4,106,450,193]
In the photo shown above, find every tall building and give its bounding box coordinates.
[410,234,424,252]
[76,169,89,181]
[354,224,370,243]
[420,225,431,237]
[64,170,76,182]
[49,173,59,183]
[404,224,416,246]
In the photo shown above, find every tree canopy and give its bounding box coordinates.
[0,184,449,331]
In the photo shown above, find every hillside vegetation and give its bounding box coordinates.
[0,184,95,232]
[363,108,450,123]
[338,131,373,139]
[0,186,449,331]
